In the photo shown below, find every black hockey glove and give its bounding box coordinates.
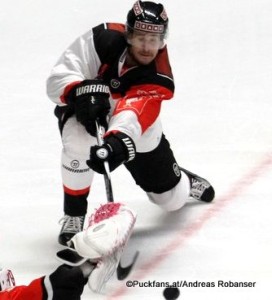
[49,264,87,300]
[66,79,111,136]
[87,132,136,174]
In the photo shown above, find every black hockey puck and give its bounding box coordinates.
[163,287,180,300]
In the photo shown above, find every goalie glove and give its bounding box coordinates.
[71,203,137,293]
[0,268,16,291]
[87,132,136,174]
[71,202,136,260]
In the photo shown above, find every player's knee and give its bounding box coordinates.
[147,173,190,211]
[62,116,96,158]
[126,134,182,193]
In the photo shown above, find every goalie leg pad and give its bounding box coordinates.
[88,247,123,293]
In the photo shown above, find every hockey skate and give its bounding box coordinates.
[58,215,85,246]
[180,167,215,202]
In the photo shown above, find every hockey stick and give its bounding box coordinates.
[95,121,113,202]
[95,120,139,280]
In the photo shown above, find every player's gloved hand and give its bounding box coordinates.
[0,268,15,291]
[66,79,111,136]
[48,264,87,299]
[87,132,136,174]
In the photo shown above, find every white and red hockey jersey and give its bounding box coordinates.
[47,23,175,152]
[0,277,44,300]
[0,265,86,300]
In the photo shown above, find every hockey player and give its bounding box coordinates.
[0,264,93,300]
[0,202,136,298]
[46,0,215,246]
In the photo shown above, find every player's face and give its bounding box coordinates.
[128,31,163,65]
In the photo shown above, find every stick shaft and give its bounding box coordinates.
[95,121,114,202]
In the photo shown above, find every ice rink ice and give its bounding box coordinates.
[1,0,272,299]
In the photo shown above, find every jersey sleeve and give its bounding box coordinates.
[46,30,102,105]
[0,277,44,300]
[47,23,126,106]
[110,82,172,134]
[108,47,174,141]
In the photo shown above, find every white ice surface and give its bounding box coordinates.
[1,0,272,299]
